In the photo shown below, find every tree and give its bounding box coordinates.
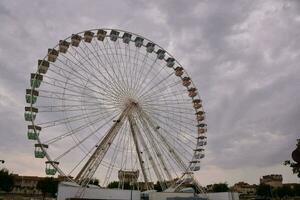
[0,168,14,192]
[256,184,272,198]
[37,177,59,199]
[211,183,229,192]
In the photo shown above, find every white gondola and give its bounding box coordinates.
[182,77,191,87]
[59,40,70,53]
[156,49,165,60]
[34,143,48,158]
[30,73,43,88]
[97,29,107,41]
[175,67,184,77]
[134,37,144,47]
[84,31,94,43]
[47,49,58,62]
[190,165,200,171]
[166,57,175,68]
[194,153,205,159]
[146,42,155,53]
[188,87,197,97]
[27,125,41,140]
[197,140,207,147]
[110,30,120,41]
[71,34,82,47]
[26,89,39,104]
[45,161,59,175]
[24,106,38,121]
[122,32,132,44]
[37,60,49,74]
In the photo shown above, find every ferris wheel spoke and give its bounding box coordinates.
[90,42,129,96]
[53,113,119,161]
[140,79,182,101]
[136,113,180,180]
[44,68,118,101]
[37,108,114,129]
[134,57,158,96]
[146,110,197,135]
[80,42,127,97]
[139,71,175,100]
[134,53,149,92]
[143,106,196,122]
[95,40,128,94]
[116,41,131,92]
[57,50,122,99]
[128,114,155,190]
[139,111,189,171]
[103,40,129,93]
[44,110,119,145]
[75,106,133,187]
[102,124,128,186]
[136,114,173,182]
[143,111,196,150]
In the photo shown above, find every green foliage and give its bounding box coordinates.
[211,183,229,192]
[36,177,58,198]
[256,184,272,197]
[0,168,14,192]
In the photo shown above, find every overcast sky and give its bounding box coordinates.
[0,0,299,186]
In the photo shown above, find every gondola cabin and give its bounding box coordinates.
[193,99,202,109]
[26,89,39,104]
[175,67,184,77]
[156,49,165,60]
[188,87,197,97]
[59,40,70,53]
[110,30,120,41]
[84,31,94,43]
[30,73,43,88]
[71,34,82,47]
[122,32,132,44]
[166,57,175,68]
[198,128,207,134]
[27,125,41,140]
[24,106,38,121]
[47,49,59,62]
[182,77,191,87]
[37,60,49,74]
[197,140,207,147]
[194,152,205,159]
[45,161,59,175]
[134,37,144,47]
[97,29,107,41]
[146,42,155,53]
[34,144,48,158]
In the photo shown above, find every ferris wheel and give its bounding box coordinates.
[24,28,207,192]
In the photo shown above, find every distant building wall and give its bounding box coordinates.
[260,174,282,188]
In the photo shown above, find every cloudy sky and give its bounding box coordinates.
[0,0,299,186]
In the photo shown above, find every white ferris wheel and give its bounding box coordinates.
[25,28,207,192]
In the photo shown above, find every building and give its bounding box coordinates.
[259,174,282,188]
[232,182,256,195]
